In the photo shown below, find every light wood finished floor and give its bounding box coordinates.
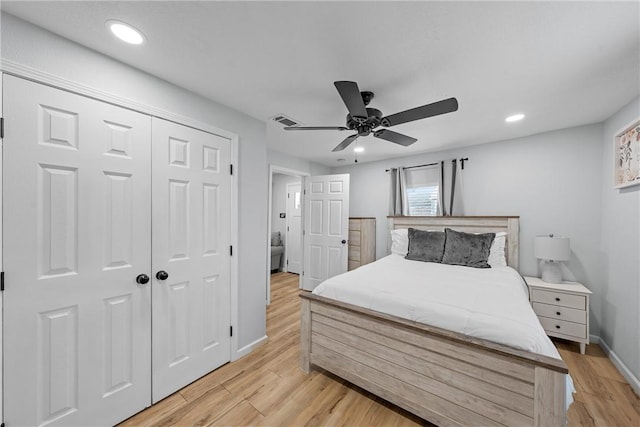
[120,272,639,427]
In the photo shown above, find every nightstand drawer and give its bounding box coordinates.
[538,317,587,339]
[349,220,361,231]
[531,289,585,310]
[532,302,586,324]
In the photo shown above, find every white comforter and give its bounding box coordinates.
[313,254,561,359]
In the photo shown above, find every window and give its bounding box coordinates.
[406,185,439,216]
[405,166,440,216]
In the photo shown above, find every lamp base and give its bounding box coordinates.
[541,261,563,284]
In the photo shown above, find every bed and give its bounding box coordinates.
[299,216,569,427]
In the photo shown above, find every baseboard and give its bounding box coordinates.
[233,335,268,361]
[589,334,600,344]
[597,336,640,395]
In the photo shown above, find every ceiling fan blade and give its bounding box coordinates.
[334,81,368,121]
[332,134,359,152]
[374,129,417,147]
[284,126,350,131]
[381,97,458,127]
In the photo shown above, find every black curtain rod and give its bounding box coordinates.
[385,158,470,172]
[385,160,460,172]
[385,162,437,172]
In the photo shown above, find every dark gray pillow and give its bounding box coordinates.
[405,228,446,263]
[441,228,495,268]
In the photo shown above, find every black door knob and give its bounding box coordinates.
[136,274,150,285]
[341,240,347,244]
[156,270,169,281]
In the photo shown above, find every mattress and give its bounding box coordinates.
[313,254,561,357]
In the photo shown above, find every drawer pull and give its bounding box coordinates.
[556,312,561,316]
[555,297,560,301]
[555,325,561,329]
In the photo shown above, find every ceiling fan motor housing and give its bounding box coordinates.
[346,107,382,135]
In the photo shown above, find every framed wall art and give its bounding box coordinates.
[614,118,640,189]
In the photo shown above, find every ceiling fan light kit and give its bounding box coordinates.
[284,80,459,153]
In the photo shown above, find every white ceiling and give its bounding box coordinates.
[2,1,639,166]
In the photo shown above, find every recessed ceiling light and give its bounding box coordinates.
[106,20,145,45]
[354,146,364,153]
[505,113,525,123]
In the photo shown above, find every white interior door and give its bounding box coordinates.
[285,182,302,274]
[301,174,350,291]
[3,75,152,426]
[151,118,231,402]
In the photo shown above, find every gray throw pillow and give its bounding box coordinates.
[441,228,495,268]
[405,228,446,263]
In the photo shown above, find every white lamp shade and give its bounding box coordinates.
[535,235,570,261]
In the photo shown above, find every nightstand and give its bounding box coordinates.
[524,276,592,354]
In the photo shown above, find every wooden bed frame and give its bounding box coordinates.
[299,216,568,427]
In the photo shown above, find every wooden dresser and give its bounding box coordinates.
[348,217,376,271]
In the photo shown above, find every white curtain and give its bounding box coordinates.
[388,167,408,215]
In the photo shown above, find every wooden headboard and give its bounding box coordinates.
[387,216,520,270]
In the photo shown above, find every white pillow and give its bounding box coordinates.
[487,232,507,268]
[390,228,409,256]
[390,228,436,257]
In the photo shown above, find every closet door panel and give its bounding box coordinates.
[3,75,152,426]
[151,118,231,402]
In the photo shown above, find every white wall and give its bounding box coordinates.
[1,13,268,352]
[268,149,331,175]
[332,123,605,335]
[600,96,640,384]
[271,173,301,268]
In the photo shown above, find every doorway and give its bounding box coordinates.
[285,182,302,274]
[266,166,308,305]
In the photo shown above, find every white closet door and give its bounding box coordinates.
[151,118,231,402]
[301,174,350,291]
[3,75,152,426]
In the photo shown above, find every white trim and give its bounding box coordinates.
[229,134,240,361]
[0,59,236,141]
[596,335,640,395]
[0,60,242,367]
[234,335,268,360]
[266,164,309,305]
[270,165,312,178]
[0,71,4,424]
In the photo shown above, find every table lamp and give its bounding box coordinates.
[535,234,570,283]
